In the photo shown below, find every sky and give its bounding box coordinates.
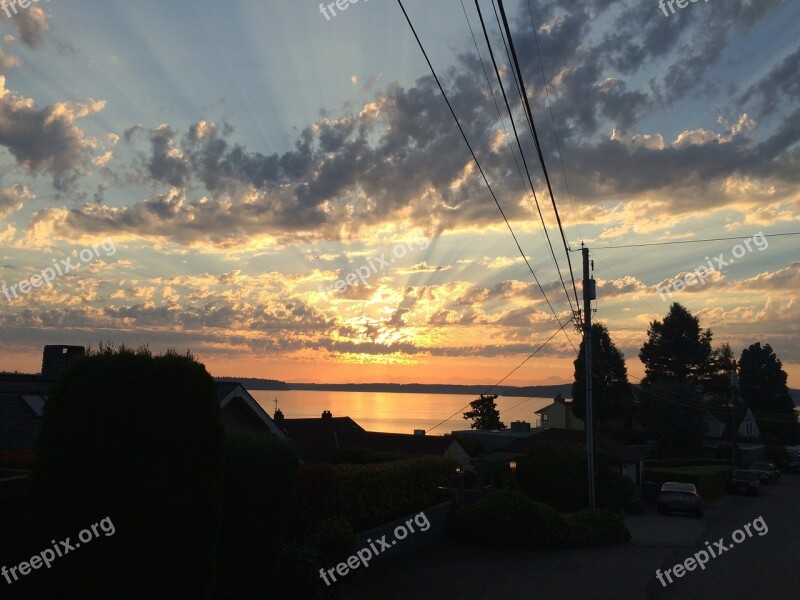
[0,0,797,387]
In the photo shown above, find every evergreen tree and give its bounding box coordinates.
[571,323,633,424]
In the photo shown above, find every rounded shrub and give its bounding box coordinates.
[567,508,631,547]
[26,347,224,599]
[448,490,571,550]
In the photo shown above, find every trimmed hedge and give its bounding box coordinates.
[329,447,408,465]
[449,490,571,550]
[646,459,730,469]
[25,349,224,599]
[217,431,299,599]
[568,509,631,547]
[291,456,455,535]
[645,465,733,500]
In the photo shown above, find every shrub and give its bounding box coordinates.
[448,490,571,550]
[217,431,299,599]
[568,509,631,547]
[645,465,733,500]
[272,543,337,600]
[26,347,224,599]
[307,518,356,567]
[291,456,455,535]
[518,444,636,514]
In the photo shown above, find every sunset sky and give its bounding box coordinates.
[0,0,797,387]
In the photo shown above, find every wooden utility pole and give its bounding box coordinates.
[582,244,596,508]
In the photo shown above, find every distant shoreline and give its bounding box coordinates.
[231,378,574,398]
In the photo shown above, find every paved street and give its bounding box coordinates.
[341,474,800,599]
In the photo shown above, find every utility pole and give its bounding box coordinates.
[582,244,596,509]
[730,369,738,467]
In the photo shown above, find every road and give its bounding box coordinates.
[341,473,800,599]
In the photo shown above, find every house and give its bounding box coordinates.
[738,408,761,439]
[0,392,45,453]
[216,382,288,439]
[449,420,538,453]
[703,411,727,438]
[535,394,585,431]
[279,412,366,462]
[278,412,471,465]
[498,428,646,486]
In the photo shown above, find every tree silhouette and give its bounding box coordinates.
[639,303,713,385]
[463,395,505,430]
[571,323,633,424]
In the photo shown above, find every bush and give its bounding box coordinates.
[568,509,631,547]
[307,518,356,568]
[25,347,224,599]
[217,431,299,599]
[272,543,338,600]
[518,444,636,513]
[291,456,455,534]
[448,490,571,550]
[645,465,733,501]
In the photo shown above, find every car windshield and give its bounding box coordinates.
[751,463,768,469]
[662,483,695,493]
[734,470,759,481]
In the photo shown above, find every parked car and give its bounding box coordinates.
[729,469,761,496]
[749,462,780,484]
[657,482,704,517]
[789,457,800,474]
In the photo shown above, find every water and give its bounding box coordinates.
[250,389,555,435]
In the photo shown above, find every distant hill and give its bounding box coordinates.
[215,377,289,390]
[287,382,573,398]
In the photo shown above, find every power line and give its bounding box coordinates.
[396,0,577,353]
[425,325,564,433]
[472,0,576,317]
[525,0,583,244]
[496,0,581,313]
[584,232,800,251]
[471,0,575,316]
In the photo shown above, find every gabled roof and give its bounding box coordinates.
[497,428,644,462]
[215,382,287,439]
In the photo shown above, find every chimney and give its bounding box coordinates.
[510,421,531,432]
[273,408,285,426]
[41,345,85,380]
[321,410,332,419]
[413,429,426,436]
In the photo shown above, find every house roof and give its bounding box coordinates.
[280,416,365,462]
[497,428,644,462]
[0,393,43,452]
[215,382,287,439]
[335,430,454,455]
